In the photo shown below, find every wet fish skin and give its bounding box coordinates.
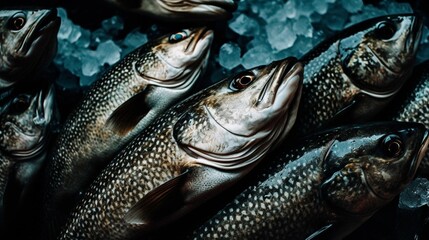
[191,122,429,240]
[295,14,422,134]
[44,28,213,231]
[0,9,60,89]
[0,84,55,228]
[390,60,429,177]
[58,58,303,240]
[104,0,236,21]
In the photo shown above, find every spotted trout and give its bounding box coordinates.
[389,60,429,178]
[57,57,303,239]
[0,84,55,232]
[44,27,213,234]
[0,9,60,91]
[190,122,429,240]
[103,0,236,21]
[295,14,422,135]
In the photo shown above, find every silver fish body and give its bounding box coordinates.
[0,9,60,90]
[58,57,303,239]
[295,14,422,135]
[390,60,429,177]
[0,84,55,230]
[103,0,236,21]
[190,122,429,240]
[44,27,214,232]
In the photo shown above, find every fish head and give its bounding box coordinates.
[341,14,423,96]
[320,122,429,216]
[135,27,213,89]
[175,57,303,170]
[154,0,236,19]
[0,84,55,161]
[0,9,60,87]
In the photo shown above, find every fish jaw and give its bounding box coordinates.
[0,9,60,85]
[321,122,429,216]
[141,0,237,20]
[341,15,423,96]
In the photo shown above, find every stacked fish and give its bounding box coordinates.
[0,8,60,236]
[0,1,428,240]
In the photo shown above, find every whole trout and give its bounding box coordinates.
[191,122,429,240]
[58,57,303,239]
[44,27,213,233]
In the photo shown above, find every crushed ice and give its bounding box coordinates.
[54,0,429,89]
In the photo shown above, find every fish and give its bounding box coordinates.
[57,57,303,239]
[103,0,236,21]
[294,14,422,135]
[43,27,214,234]
[0,84,55,231]
[0,9,60,90]
[190,122,429,240]
[389,60,429,178]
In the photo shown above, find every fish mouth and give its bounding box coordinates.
[256,57,303,109]
[407,129,429,180]
[144,28,213,88]
[185,27,214,54]
[19,9,60,55]
[159,0,236,16]
[406,15,423,56]
[4,84,54,160]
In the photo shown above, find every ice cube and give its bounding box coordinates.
[101,16,124,34]
[398,178,429,209]
[229,13,260,37]
[294,0,316,17]
[58,18,73,40]
[340,0,363,14]
[292,16,313,38]
[69,25,82,44]
[266,21,297,51]
[323,6,349,31]
[218,42,241,70]
[312,0,329,15]
[96,40,122,66]
[76,28,91,48]
[385,1,413,14]
[241,44,273,69]
[122,28,148,55]
[63,55,82,77]
[81,53,100,77]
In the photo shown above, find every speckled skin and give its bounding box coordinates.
[391,60,429,177]
[295,15,422,135]
[0,9,60,89]
[191,122,429,240]
[104,0,236,21]
[58,59,303,239]
[44,28,213,232]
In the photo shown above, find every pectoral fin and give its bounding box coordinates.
[105,90,150,136]
[124,170,188,225]
[124,166,247,228]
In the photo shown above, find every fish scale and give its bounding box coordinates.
[292,14,422,136]
[44,28,213,237]
[190,122,429,239]
[58,58,303,239]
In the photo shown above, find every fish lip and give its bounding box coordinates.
[3,84,53,160]
[143,28,212,88]
[407,15,423,56]
[407,129,429,180]
[185,27,213,54]
[19,9,60,55]
[257,57,301,108]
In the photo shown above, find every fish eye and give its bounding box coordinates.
[374,21,397,40]
[230,73,255,91]
[8,12,26,31]
[9,94,31,115]
[168,30,190,43]
[381,134,403,157]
